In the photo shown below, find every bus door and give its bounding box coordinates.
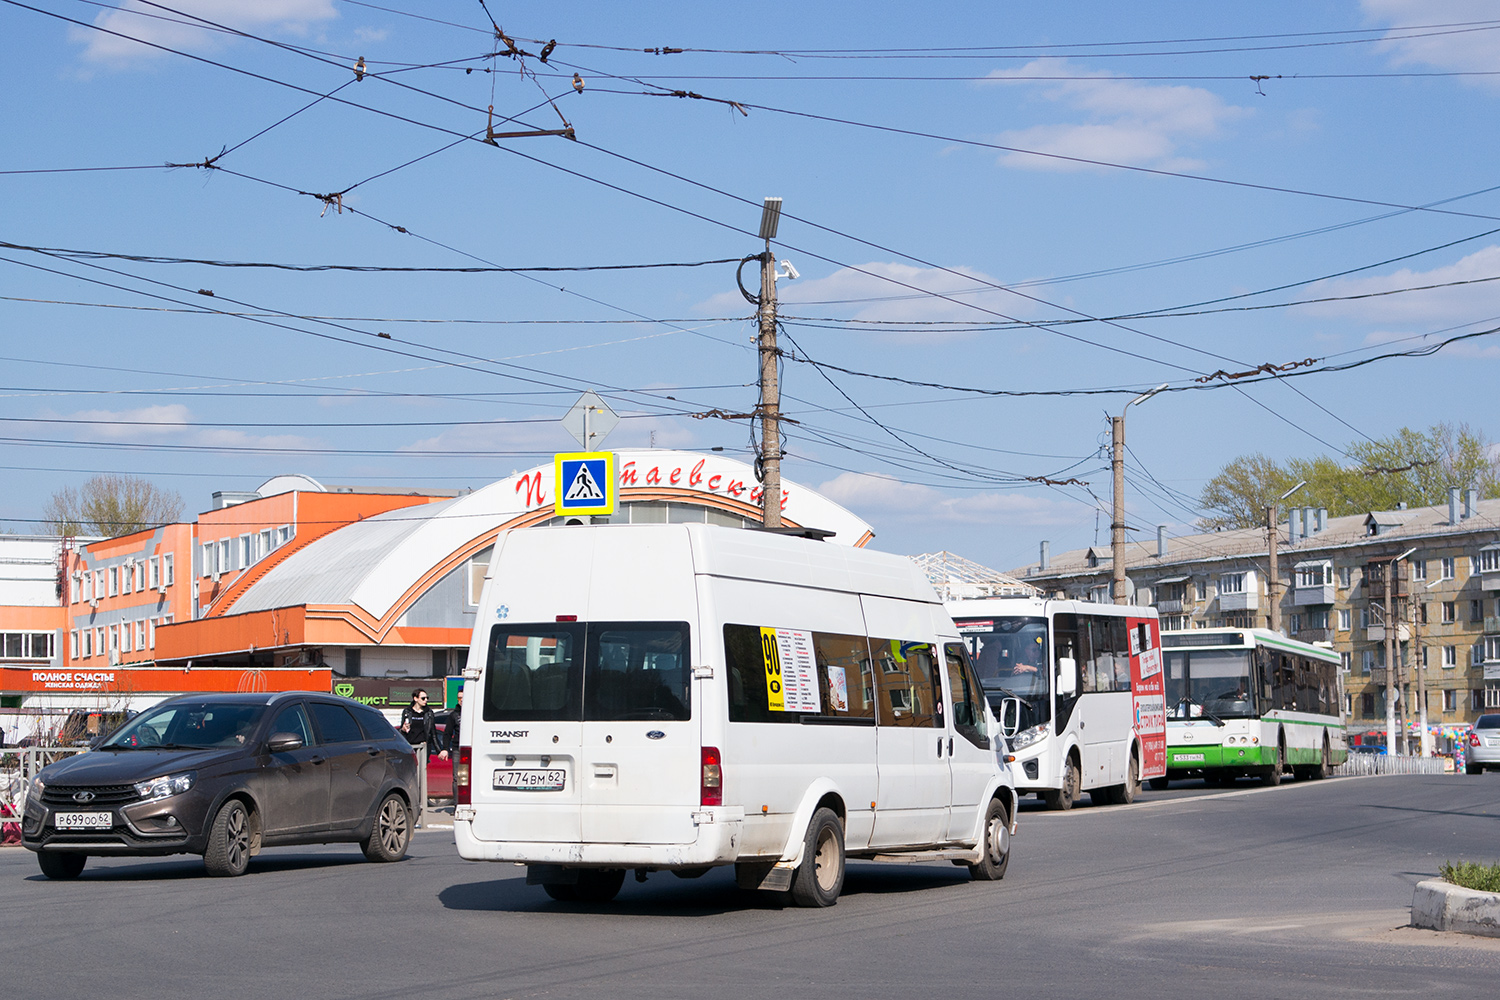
[1075,615,1132,787]
[865,598,949,847]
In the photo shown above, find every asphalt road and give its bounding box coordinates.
[7,774,1500,999]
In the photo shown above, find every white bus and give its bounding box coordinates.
[949,598,1167,810]
[1159,629,1346,786]
[453,523,1018,907]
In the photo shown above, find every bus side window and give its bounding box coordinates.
[1053,613,1080,705]
[1109,616,1131,691]
[812,632,875,719]
[944,642,989,749]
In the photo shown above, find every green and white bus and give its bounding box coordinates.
[1155,629,1346,787]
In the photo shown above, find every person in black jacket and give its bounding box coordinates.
[400,689,439,755]
[446,688,462,754]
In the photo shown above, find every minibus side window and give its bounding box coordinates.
[724,625,875,723]
[870,638,942,728]
[482,624,582,722]
[584,622,691,722]
[944,642,990,749]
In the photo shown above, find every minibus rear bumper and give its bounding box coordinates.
[453,807,746,868]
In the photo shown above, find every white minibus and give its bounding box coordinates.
[949,597,1167,809]
[453,523,1018,906]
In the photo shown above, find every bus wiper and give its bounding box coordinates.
[1176,700,1225,726]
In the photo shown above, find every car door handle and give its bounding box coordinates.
[948,737,954,756]
[365,747,380,756]
[937,737,944,758]
[310,755,326,765]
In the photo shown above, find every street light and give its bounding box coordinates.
[1266,481,1308,633]
[758,197,782,241]
[1111,383,1170,604]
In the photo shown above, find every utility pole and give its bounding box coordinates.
[1267,481,1306,634]
[756,197,783,529]
[1385,546,1416,756]
[1111,384,1167,604]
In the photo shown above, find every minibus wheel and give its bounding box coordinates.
[967,798,1010,881]
[790,807,845,907]
[572,868,626,903]
[1147,777,1169,791]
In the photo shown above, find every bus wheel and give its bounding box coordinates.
[1310,738,1330,780]
[1044,756,1080,811]
[791,807,845,907]
[1112,753,1140,805]
[1147,776,1169,791]
[1261,742,1285,787]
[968,798,1010,881]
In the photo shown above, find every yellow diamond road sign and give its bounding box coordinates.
[554,451,615,516]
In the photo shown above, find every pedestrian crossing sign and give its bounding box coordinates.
[554,451,615,516]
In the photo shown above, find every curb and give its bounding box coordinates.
[1411,879,1500,937]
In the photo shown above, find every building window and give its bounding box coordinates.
[1419,603,1428,625]
[1421,646,1430,670]
[69,630,79,659]
[1339,566,1353,588]
[148,619,156,649]
[1412,560,1427,581]
[162,553,174,585]
[1443,689,1458,713]
[259,529,272,558]
[148,556,159,589]
[1195,580,1207,600]
[1481,549,1500,573]
[1361,692,1376,718]
[1442,601,1456,624]
[120,624,131,654]
[1360,607,1370,629]
[345,648,362,678]
[239,535,252,568]
[1340,651,1352,673]
[1338,609,1351,631]
[1444,645,1457,669]
[107,566,118,596]
[1477,689,1487,712]
[1473,643,1485,667]
[1297,564,1328,587]
[1305,610,1328,629]
[1219,573,1246,594]
[81,630,92,657]
[135,621,146,651]
[1362,650,1375,674]
[1440,557,1456,580]
[1472,599,1484,623]
[1290,614,1301,633]
[277,525,291,546]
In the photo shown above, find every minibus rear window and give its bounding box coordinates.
[482,625,583,722]
[482,622,692,722]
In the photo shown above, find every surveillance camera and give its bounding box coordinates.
[777,259,800,280]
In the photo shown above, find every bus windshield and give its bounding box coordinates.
[1165,649,1255,720]
[958,616,1051,730]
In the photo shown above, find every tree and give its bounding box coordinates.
[1197,423,1500,530]
[43,475,184,537]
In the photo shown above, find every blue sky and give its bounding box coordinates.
[2,1,1498,571]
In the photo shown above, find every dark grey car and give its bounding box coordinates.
[22,692,420,879]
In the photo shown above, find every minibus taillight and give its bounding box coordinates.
[701,746,722,807]
[455,746,472,805]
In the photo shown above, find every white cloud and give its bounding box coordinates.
[1297,244,1500,325]
[70,0,337,67]
[985,60,1249,172]
[698,260,1045,336]
[815,471,1084,527]
[1363,1,1500,87]
[44,403,318,450]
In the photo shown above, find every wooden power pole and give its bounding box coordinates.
[756,197,783,529]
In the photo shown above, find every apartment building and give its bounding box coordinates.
[1009,490,1500,741]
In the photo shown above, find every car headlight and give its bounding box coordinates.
[29,776,45,799]
[134,771,196,801]
[1010,724,1047,752]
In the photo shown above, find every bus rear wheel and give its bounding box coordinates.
[790,807,845,907]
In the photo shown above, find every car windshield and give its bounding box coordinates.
[1165,649,1255,719]
[101,701,265,749]
[959,616,1051,730]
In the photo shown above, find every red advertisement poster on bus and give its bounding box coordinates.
[1127,616,1167,778]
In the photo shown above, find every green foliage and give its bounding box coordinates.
[43,475,184,538]
[1197,423,1500,530]
[1441,860,1500,893]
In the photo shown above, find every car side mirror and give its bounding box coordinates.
[267,732,304,753]
[997,696,1022,739]
[1056,656,1078,698]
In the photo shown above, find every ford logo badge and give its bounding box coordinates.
[73,791,95,803]
[646,730,665,740]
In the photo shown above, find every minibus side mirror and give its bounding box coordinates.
[998,697,1021,739]
[1056,656,1078,698]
